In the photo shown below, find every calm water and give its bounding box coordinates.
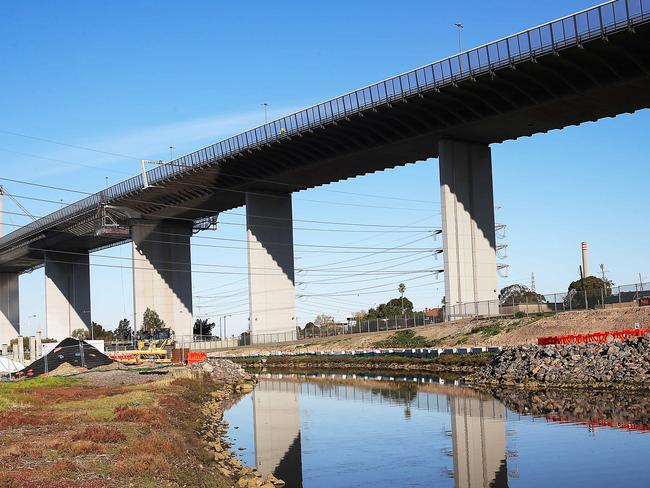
[224,372,650,488]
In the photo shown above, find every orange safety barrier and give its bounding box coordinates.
[538,327,650,346]
[106,352,136,362]
[186,352,207,365]
[545,416,650,433]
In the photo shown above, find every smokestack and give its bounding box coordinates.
[581,242,589,278]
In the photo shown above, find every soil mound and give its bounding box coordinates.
[17,338,114,378]
[48,362,84,377]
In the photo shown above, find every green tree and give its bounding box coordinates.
[88,321,112,340]
[498,284,546,305]
[142,308,164,333]
[566,276,612,309]
[71,328,89,340]
[303,321,319,337]
[193,318,216,337]
[114,318,132,340]
[398,283,407,317]
[367,297,414,319]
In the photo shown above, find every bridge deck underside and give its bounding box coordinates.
[1,23,649,273]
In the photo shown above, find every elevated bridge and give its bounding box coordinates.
[1,0,649,341]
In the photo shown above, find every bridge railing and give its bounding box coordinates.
[1,0,648,250]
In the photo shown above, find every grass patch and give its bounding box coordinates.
[0,377,79,391]
[52,389,156,420]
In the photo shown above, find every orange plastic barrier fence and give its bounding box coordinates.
[545,416,650,432]
[106,352,136,362]
[186,352,207,365]
[538,328,650,346]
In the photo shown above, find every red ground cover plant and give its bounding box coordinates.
[71,426,126,443]
[0,411,53,428]
[113,405,166,425]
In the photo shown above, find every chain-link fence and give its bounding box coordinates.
[61,280,650,353]
[447,281,650,321]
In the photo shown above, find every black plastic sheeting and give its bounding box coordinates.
[16,337,114,378]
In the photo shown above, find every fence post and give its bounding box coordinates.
[554,294,558,313]
[601,287,605,309]
[79,340,85,369]
[44,353,49,376]
[512,296,515,318]
[525,296,529,317]
[619,286,622,304]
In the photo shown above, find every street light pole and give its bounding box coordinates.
[454,23,464,53]
[262,103,269,124]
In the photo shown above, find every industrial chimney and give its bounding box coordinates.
[581,242,589,278]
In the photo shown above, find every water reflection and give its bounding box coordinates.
[450,396,507,488]
[253,380,303,487]
[225,373,649,488]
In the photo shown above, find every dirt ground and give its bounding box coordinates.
[0,368,231,488]
[218,307,650,355]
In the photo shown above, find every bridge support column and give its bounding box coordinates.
[132,220,193,338]
[439,139,498,320]
[246,193,297,342]
[45,251,91,341]
[0,273,20,344]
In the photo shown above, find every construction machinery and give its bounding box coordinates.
[107,327,175,365]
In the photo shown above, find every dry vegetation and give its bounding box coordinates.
[0,371,232,488]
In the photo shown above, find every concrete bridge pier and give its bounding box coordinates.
[131,220,193,337]
[0,189,20,344]
[45,251,91,340]
[246,193,297,342]
[439,139,498,320]
[0,273,20,344]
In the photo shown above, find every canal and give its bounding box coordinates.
[224,372,649,487]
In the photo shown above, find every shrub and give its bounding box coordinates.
[47,459,78,479]
[113,405,166,425]
[65,440,105,456]
[72,426,126,444]
[373,329,434,348]
[111,452,171,478]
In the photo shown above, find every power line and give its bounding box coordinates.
[0,177,437,230]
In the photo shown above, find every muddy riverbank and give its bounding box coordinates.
[231,353,494,376]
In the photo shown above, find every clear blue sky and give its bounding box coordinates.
[1,0,648,337]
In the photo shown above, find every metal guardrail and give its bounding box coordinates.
[1,0,647,252]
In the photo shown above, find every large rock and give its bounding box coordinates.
[472,333,650,387]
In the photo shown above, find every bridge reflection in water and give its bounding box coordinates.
[245,375,508,488]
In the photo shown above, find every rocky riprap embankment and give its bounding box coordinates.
[471,334,650,389]
[194,359,286,488]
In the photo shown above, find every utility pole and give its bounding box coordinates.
[262,103,269,124]
[600,264,607,282]
[454,23,464,53]
[579,266,588,309]
[169,146,174,161]
[640,273,644,292]
[531,272,536,292]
